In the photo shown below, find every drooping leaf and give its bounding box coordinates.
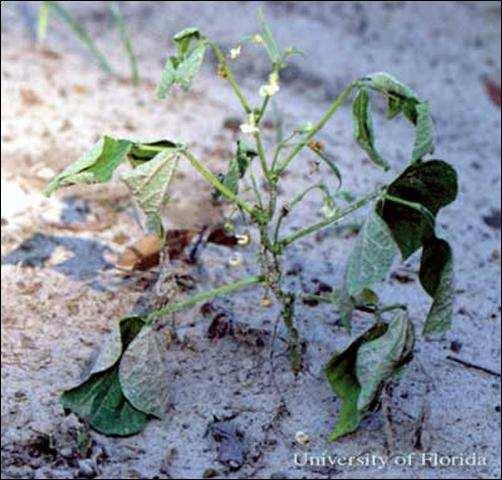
[325,323,387,440]
[156,31,206,99]
[377,160,458,259]
[352,88,390,171]
[361,72,418,105]
[345,208,398,296]
[128,140,178,164]
[61,366,148,436]
[355,310,415,411]
[419,236,454,335]
[214,141,256,199]
[411,101,435,163]
[43,136,132,196]
[121,149,179,220]
[330,287,355,333]
[307,144,342,188]
[119,325,169,418]
[60,316,148,436]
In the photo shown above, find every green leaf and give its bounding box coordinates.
[121,148,179,218]
[119,325,169,418]
[352,88,390,171]
[307,145,342,188]
[258,8,281,64]
[214,141,256,198]
[128,140,178,165]
[156,35,206,99]
[361,72,418,103]
[411,102,435,163]
[377,160,458,259]
[356,310,415,411]
[420,236,454,335]
[61,366,148,436]
[325,322,388,440]
[345,208,398,296]
[330,287,355,333]
[43,136,132,196]
[60,316,148,436]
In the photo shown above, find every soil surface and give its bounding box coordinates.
[1,1,501,479]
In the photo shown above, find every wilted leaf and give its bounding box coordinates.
[117,235,161,271]
[44,136,132,196]
[411,102,435,163]
[119,325,169,418]
[325,311,415,441]
[361,72,418,105]
[61,366,148,436]
[377,160,458,259]
[128,140,178,166]
[345,209,398,296]
[330,287,355,333]
[61,316,147,436]
[352,88,390,171]
[325,323,387,440]
[121,149,179,221]
[356,310,415,411]
[157,34,206,99]
[419,236,454,335]
[215,141,256,198]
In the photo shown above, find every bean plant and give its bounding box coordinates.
[44,14,458,440]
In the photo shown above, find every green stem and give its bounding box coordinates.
[280,187,382,247]
[147,275,264,322]
[210,42,251,114]
[253,131,270,178]
[181,149,256,218]
[276,83,354,175]
[46,1,113,74]
[109,1,139,85]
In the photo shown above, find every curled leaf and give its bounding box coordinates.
[345,208,398,296]
[412,101,435,163]
[377,160,458,259]
[119,325,169,418]
[352,88,390,171]
[419,236,454,335]
[43,136,132,196]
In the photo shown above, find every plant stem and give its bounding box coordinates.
[147,275,264,323]
[45,1,113,74]
[253,131,270,178]
[37,2,49,43]
[276,82,354,175]
[280,187,382,247]
[181,149,256,218]
[210,42,252,114]
[109,1,139,85]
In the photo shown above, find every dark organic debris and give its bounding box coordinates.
[207,416,247,471]
[447,355,501,377]
[483,77,501,107]
[482,209,501,230]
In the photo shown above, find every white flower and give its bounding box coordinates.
[252,33,264,44]
[229,45,241,60]
[240,114,259,134]
[259,71,280,98]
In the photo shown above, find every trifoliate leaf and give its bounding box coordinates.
[419,236,454,335]
[121,149,179,218]
[377,160,458,259]
[352,88,390,171]
[411,102,435,163]
[345,208,398,296]
[355,310,415,411]
[325,322,387,440]
[43,136,132,196]
[119,325,169,419]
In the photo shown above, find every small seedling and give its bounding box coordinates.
[44,13,458,440]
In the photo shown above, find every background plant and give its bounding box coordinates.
[44,12,458,439]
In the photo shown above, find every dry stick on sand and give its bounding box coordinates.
[446,355,501,378]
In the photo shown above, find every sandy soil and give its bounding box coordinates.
[1,1,501,479]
